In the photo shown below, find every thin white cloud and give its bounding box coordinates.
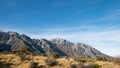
[32,25,97,32]
[100,11,120,20]
[100,9,120,20]
[79,8,120,24]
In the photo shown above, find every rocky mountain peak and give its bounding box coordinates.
[50,38,74,46]
[7,31,19,36]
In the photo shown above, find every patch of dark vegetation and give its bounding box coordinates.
[45,58,57,66]
[70,62,84,68]
[30,62,39,68]
[74,57,88,63]
[81,63,102,68]
[0,61,12,68]
[51,53,61,59]
[30,62,47,68]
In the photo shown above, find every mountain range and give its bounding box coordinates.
[0,31,109,58]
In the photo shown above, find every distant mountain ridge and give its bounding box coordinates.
[0,31,109,58]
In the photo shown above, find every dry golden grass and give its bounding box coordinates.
[0,54,21,64]
[0,53,120,68]
[33,56,47,65]
[95,61,120,68]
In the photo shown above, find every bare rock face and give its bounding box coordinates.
[0,31,109,58]
[50,38,74,46]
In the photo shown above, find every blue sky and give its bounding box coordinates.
[0,0,120,56]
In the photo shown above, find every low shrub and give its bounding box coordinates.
[19,54,26,62]
[45,58,57,66]
[70,64,77,68]
[0,61,11,68]
[38,65,46,68]
[74,57,88,63]
[92,64,102,68]
[51,53,61,59]
[19,54,33,62]
[30,62,39,68]
[81,63,102,68]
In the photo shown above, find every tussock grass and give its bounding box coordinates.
[0,53,120,68]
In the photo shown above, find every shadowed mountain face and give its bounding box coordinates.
[0,31,108,58]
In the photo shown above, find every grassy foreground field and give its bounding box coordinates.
[0,53,120,68]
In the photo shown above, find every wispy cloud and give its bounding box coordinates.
[78,8,120,24]
[99,9,120,20]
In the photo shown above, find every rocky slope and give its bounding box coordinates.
[0,31,108,58]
